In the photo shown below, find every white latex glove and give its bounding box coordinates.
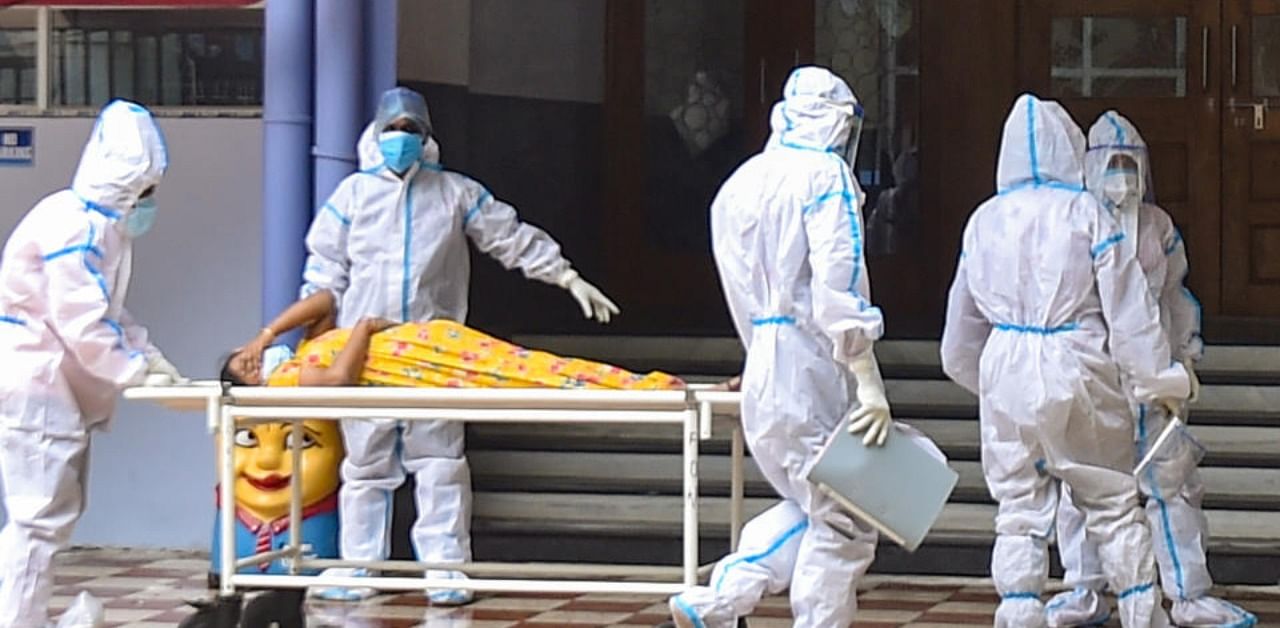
[146,352,188,385]
[1155,398,1185,422]
[143,372,178,387]
[845,350,892,446]
[1182,358,1200,404]
[559,270,620,324]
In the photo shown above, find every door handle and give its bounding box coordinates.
[1227,98,1276,130]
[1231,25,1239,88]
[1202,26,1209,91]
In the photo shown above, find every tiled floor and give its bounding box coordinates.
[49,548,1280,627]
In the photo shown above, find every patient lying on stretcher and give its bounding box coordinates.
[219,291,684,390]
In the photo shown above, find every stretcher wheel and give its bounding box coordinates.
[240,590,305,628]
[175,593,241,628]
[175,589,306,628]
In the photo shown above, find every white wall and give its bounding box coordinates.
[469,0,605,103]
[0,116,262,550]
[398,0,605,104]
[399,0,471,86]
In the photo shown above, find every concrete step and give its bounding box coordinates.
[878,340,1280,383]
[470,335,1280,579]
[471,492,1280,556]
[468,419,1280,466]
[508,337,1280,383]
[886,379,1280,424]
[469,451,1280,511]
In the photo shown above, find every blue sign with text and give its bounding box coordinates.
[0,128,35,167]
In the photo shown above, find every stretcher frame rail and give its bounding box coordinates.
[122,383,747,599]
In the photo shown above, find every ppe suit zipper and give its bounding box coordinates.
[397,171,417,322]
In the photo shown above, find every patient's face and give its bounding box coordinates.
[227,349,264,385]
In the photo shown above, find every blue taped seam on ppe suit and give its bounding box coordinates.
[300,101,586,601]
[1050,111,1254,628]
[672,67,944,628]
[0,99,169,627]
[940,94,1187,628]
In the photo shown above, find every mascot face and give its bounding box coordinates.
[221,420,343,522]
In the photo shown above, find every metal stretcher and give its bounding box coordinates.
[123,383,746,603]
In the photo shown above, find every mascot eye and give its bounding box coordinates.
[285,430,317,449]
[234,429,258,447]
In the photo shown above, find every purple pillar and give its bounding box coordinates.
[313,0,365,204]
[262,0,315,326]
[363,0,399,121]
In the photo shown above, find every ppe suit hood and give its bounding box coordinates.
[357,121,441,172]
[1085,111,1154,205]
[996,94,1086,193]
[70,99,168,214]
[766,66,859,154]
[374,87,433,137]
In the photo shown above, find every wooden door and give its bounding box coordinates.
[745,0,941,337]
[602,0,949,337]
[745,1,814,149]
[601,1,812,335]
[1018,0,1223,316]
[807,0,937,336]
[1222,0,1280,316]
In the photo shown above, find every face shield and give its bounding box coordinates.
[1102,153,1141,208]
[1085,144,1151,213]
[1086,149,1144,259]
[839,101,866,169]
[374,87,433,139]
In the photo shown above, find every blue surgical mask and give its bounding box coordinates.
[379,131,425,173]
[122,197,158,238]
[261,344,295,378]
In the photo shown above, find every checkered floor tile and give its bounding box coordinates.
[47,548,1280,627]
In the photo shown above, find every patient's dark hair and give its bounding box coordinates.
[219,351,249,386]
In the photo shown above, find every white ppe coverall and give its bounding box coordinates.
[300,109,590,588]
[672,66,943,628]
[940,94,1189,628]
[1048,112,1255,628]
[0,100,169,627]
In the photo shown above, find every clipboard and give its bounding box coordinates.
[806,423,959,551]
[1134,416,1187,478]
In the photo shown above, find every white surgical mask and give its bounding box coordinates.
[261,345,295,378]
[1101,168,1141,262]
[1102,169,1141,212]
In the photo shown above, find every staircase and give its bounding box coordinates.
[399,337,1280,584]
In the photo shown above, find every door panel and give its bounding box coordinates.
[1222,0,1280,315]
[1018,0,1223,316]
[600,1,821,335]
[602,0,760,334]
[812,0,934,335]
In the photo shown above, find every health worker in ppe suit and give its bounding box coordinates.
[1045,111,1256,628]
[940,94,1190,628]
[299,87,619,604]
[666,66,945,628]
[0,99,185,628]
